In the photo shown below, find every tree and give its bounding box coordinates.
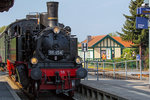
[0,26,7,33]
[117,0,149,67]
[108,32,118,37]
[144,47,149,68]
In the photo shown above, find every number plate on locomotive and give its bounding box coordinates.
[48,50,64,55]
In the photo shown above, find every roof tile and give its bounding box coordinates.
[78,35,133,48]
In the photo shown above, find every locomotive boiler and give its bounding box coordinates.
[0,1,87,97]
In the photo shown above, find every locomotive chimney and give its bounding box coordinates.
[47,2,59,27]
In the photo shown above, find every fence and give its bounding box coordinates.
[83,60,148,81]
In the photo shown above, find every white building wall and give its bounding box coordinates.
[115,48,121,58]
[78,49,93,60]
[94,48,100,58]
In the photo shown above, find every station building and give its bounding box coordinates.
[78,35,133,60]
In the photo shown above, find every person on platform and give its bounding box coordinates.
[102,53,106,61]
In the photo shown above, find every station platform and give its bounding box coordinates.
[0,71,21,100]
[81,75,150,100]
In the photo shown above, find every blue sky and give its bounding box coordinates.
[0,0,131,42]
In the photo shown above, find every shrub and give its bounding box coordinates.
[121,48,136,60]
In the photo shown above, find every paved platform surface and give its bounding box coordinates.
[0,71,21,100]
[81,75,150,100]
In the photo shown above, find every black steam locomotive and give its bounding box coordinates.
[0,0,14,12]
[0,1,87,97]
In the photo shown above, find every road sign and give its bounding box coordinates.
[137,7,150,15]
[136,17,148,29]
[82,43,88,52]
[136,54,140,61]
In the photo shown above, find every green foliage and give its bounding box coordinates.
[0,26,7,33]
[117,0,149,68]
[144,47,149,68]
[108,32,118,37]
[121,48,136,60]
[117,0,149,48]
[78,41,80,44]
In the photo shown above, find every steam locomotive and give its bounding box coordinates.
[0,2,87,97]
[0,0,14,12]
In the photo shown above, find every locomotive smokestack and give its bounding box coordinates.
[47,2,59,27]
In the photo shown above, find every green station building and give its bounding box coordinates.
[78,35,133,60]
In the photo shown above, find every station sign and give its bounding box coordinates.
[82,43,88,52]
[137,7,150,15]
[136,17,148,29]
[136,54,140,61]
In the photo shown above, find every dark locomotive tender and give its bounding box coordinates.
[0,1,87,97]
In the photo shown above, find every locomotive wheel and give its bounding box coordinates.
[69,90,74,97]
[75,79,81,86]
[33,82,39,98]
[27,84,33,93]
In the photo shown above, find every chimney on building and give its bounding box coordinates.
[87,35,92,42]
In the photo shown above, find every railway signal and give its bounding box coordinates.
[82,43,88,71]
[82,43,88,52]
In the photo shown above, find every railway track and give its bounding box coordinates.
[7,75,77,100]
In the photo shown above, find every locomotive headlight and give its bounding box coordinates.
[53,26,60,34]
[75,57,82,64]
[31,57,38,64]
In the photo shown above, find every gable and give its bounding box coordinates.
[78,35,106,47]
[78,35,133,48]
[92,35,124,48]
